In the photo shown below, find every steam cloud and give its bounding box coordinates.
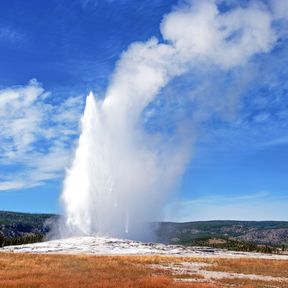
[61,0,284,239]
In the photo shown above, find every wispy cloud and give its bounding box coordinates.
[260,136,288,147]
[178,191,270,205]
[0,80,84,191]
[0,27,23,43]
[80,0,115,9]
[164,191,288,222]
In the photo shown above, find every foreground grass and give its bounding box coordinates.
[196,257,288,278]
[0,253,213,288]
[0,253,287,287]
[188,257,288,287]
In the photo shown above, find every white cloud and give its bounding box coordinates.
[269,0,288,20]
[0,181,28,191]
[161,0,276,69]
[0,79,46,159]
[0,80,84,191]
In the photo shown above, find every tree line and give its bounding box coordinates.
[177,236,287,254]
[0,233,44,247]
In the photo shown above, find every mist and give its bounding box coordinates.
[60,0,282,240]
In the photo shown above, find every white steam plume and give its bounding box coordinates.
[61,0,282,239]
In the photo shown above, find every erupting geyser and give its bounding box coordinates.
[61,89,187,239]
[61,0,279,239]
[60,26,190,240]
[61,92,110,236]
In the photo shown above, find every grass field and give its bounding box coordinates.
[0,253,287,287]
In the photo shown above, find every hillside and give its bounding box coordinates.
[155,221,288,250]
[1,211,288,252]
[0,210,57,242]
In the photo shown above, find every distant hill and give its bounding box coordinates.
[1,211,288,252]
[155,220,288,251]
[0,210,57,238]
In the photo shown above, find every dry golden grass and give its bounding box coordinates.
[0,253,211,288]
[220,277,288,288]
[189,257,288,278]
[0,253,287,288]
[174,273,205,279]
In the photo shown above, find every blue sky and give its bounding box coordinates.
[0,0,287,221]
